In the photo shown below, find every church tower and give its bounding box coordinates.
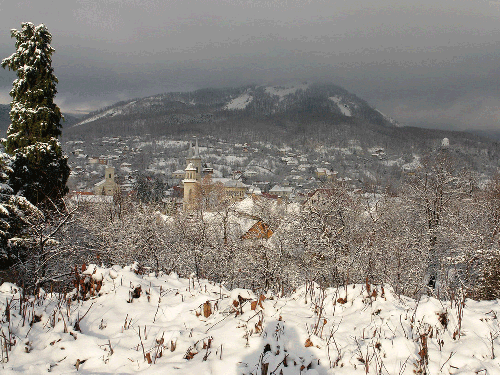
[94,164,119,196]
[183,139,202,209]
[183,163,198,209]
[186,138,202,182]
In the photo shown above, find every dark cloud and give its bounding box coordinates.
[1,0,500,129]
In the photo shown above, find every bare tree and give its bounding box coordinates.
[404,151,469,289]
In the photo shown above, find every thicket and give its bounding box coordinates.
[33,152,496,301]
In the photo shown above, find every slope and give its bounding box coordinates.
[1,264,499,374]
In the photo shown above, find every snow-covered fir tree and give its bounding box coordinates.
[0,150,42,270]
[1,22,69,206]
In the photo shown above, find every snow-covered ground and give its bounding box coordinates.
[402,154,423,172]
[73,107,124,126]
[329,96,352,117]
[1,265,499,374]
[265,83,310,101]
[225,93,253,110]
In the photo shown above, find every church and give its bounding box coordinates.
[94,165,119,196]
[181,139,248,210]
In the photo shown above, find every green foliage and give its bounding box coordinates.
[9,139,70,206]
[1,22,68,206]
[1,22,62,153]
[0,151,43,269]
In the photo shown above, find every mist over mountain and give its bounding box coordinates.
[467,129,500,142]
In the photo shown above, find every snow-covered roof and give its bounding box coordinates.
[71,194,113,203]
[185,163,196,171]
[269,185,293,193]
[224,180,248,189]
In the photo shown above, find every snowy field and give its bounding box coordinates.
[1,265,499,374]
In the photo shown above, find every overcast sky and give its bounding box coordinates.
[1,0,500,130]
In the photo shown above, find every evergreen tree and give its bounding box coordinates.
[1,22,69,206]
[0,151,42,270]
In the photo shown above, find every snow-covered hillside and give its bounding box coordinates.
[376,110,401,127]
[264,83,310,101]
[74,102,137,127]
[225,93,253,110]
[1,265,499,374]
[329,96,352,117]
[70,82,393,133]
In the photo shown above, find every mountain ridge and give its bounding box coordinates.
[64,82,499,163]
[71,82,396,131]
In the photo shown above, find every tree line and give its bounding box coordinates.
[50,158,499,301]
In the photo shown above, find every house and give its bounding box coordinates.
[304,188,336,206]
[247,185,262,195]
[241,220,273,240]
[202,164,214,175]
[72,191,113,203]
[368,147,386,160]
[316,167,336,180]
[232,170,243,180]
[298,164,312,172]
[244,169,258,177]
[223,179,248,200]
[269,185,294,199]
[252,181,271,193]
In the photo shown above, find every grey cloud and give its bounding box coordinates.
[1,0,500,129]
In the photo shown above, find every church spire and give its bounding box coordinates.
[194,138,200,158]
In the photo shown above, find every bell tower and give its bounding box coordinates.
[183,138,202,210]
[186,138,202,182]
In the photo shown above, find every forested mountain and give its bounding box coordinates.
[67,82,396,139]
[64,82,500,177]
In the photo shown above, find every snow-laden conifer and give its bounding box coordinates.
[0,150,42,269]
[2,22,62,152]
[2,23,69,206]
